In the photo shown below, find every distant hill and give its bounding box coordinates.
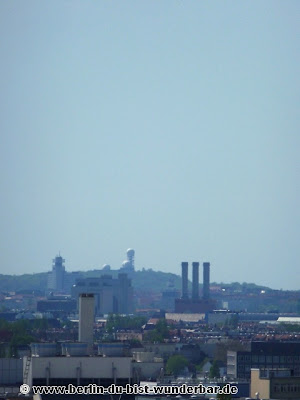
[0,268,271,294]
[0,273,48,293]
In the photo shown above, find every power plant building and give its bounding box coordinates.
[203,262,210,299]
[192,262,199,300]
[175,261,216,313]
[181,262,188,299]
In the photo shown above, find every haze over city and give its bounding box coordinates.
[0,1,299,290]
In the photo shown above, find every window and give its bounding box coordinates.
[259,355,265,363]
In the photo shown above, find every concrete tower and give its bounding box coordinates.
[181,262,189,299]
[192,262,199,300]
[47,255,66,291]
[203,262,210,300]
[79,293,94,345]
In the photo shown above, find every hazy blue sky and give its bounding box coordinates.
[0,1,299,290]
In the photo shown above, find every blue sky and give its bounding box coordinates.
[0,1,299,289]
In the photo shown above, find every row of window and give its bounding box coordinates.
[76,282,113,287]
[33,378,130,386]
[238,365,251,372]
[238,355,300,363]
[273,384,300,393]
[239,364,300,371]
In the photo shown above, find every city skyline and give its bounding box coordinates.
[0,249,298,293]
[0,1,299,290]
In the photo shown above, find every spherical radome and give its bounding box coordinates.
[122,260,131,268]
[126,248,135,257]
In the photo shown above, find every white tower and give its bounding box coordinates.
[126,248,135,270]
[47,255,65,291]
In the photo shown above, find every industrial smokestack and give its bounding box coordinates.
[181,262,188,299]
[203,262,210,300]
[192,262,199,300]
[79,293,94,345]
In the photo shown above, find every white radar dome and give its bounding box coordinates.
[122,260,131,268]
[126,248,135,257]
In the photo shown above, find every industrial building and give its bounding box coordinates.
[23,342,163,387]
[24,352,133,387]
[206,310,238,325]
[22,292,162,390]
[175,262,216,313]
[165,312,205,323]
[160,278,180,312]
[251,368,300,399]
[161,288,180,312]
[72,273,134,315]
[227,341,300,380]
[36,298,76,314]
[0,359,23,386]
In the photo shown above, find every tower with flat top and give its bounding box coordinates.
[47,255,65,291]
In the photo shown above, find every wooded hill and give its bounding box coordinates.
[0,268,271,294]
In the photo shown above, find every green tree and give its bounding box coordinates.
[217,394,231,400]
[9,333,35,357]
[0,345,6,358]
[227,314,238,328]
[166,355,188,376]
[209,360,220,379]
[144,319,170,343]
[32,318,48,330]
[145,330,164,343]
[0,319,9,330]
[13,319,30,334]
[155,319,169,339]
[106,314,146,333]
